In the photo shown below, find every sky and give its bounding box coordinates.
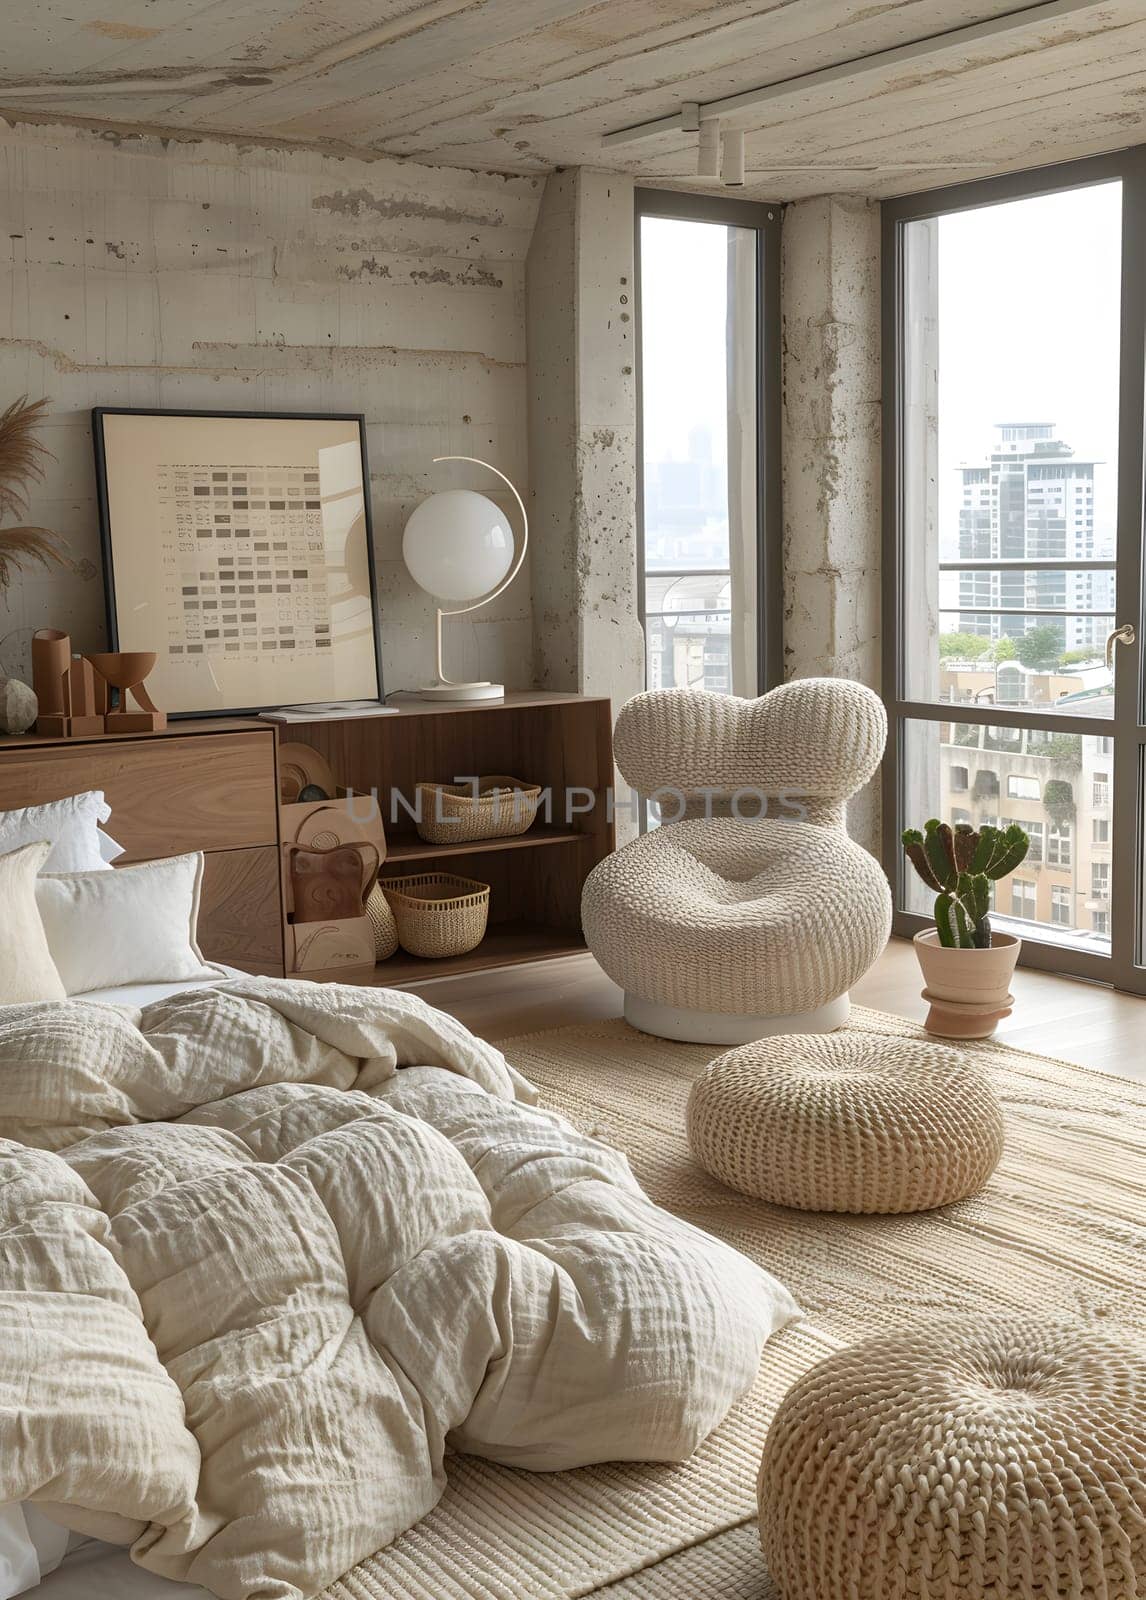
[639,214,735,471]
[638,184,1125,592]
[931,180,1123,554]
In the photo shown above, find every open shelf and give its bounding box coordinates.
[364,921,587,985]
[281,694,614,982]
[384,825,589,864]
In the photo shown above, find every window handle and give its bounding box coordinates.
[1105,622,1135,670]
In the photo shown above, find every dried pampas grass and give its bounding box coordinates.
[0,528,65,593]
[0,396,65,592]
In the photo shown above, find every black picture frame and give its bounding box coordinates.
[92,406,383,719]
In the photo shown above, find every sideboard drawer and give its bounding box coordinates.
[0,731,277,859]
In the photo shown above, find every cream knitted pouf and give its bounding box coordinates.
[758,1317,1146,1599]
[686,1032,1004,1213]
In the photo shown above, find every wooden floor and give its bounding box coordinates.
[403,936,1146,1081]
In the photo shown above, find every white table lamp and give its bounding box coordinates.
[402,456,528,701]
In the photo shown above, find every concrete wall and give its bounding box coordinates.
[781,193,882,851]
[526,168,644,840]
[1,123,888,857]
[526,169,644,712]
[0,118,542,692]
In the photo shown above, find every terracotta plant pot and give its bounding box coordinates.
[913,928,1021,1040]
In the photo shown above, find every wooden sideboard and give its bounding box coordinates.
[0,692,615,987]
[0,718,284,976]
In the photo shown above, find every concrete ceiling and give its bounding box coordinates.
[1,0,1144,200]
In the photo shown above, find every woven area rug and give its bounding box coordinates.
[327,1006,1145,1600]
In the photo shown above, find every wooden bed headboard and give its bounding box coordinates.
[0,719,284,976]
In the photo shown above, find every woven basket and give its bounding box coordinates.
[414,776,541,845]
[381,872,490,959]
[365,884,399,961]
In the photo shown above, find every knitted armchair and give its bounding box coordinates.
[582,679,892,1044]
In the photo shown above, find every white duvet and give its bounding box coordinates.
[0,979,796,1600]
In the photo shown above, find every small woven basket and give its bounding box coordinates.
[414,776,541,845]
[365,884,399,961]
[381,872,490,959]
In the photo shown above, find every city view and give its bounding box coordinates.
[920,420,1118,947]
[639,214,755,697]
[900,181,1123,954]
[644,424,734,693]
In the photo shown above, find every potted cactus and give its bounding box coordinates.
[902,818,1030,1038]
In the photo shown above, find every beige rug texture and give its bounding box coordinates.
[327,1007,1145,1600]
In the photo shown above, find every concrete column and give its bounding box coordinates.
[781,194,882,851]
[727,226,759,696]
[526,169,644,713]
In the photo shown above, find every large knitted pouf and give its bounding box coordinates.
[686,1032,1004,1213]
[758,1317,1146,1599]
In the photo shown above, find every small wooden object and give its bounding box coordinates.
[86,652,166,733]
[281,790,387,977]
[285,839,379,980]
[32,629,105,736]
[278,742,338,804]
[288,840,379,924]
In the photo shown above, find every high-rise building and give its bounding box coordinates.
[955,424,1112,651]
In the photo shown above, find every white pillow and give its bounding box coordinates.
[35,853,217,996]
[0,1503,68,1598]
[0,843,67,1006]
[96,827,125,865]
[0,1504,41,1599]
[0,792,114,873]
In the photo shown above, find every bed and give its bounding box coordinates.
[0,776,797,1599]
[37,1538,206,1599]
[5,965,232,1600]
[74,967,246,1009]
[0,971,796,1600]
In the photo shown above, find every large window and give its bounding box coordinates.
[884,150,1146,991]
[636,191,780,698]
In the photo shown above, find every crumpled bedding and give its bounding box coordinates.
[0,978,798,1600]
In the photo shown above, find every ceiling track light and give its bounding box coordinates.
[688,104,746,185]
[605,1,1107,150]
[722,126,745,187]
[697,118,720,179]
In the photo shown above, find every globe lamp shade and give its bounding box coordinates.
[400,456,528,702]
[402,489,514,602]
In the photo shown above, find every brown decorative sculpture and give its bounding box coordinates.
[86,652,166,733]
[32,629,105,737]
[288,840,379,924]
[280,784,387,977]
[32,635,167,737]
[285,838,380,975]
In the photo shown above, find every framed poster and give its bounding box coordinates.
[92,408,382,717]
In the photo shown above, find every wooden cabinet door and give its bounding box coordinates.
[199,846,284,976]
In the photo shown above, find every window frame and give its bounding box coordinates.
[635,188,784,698]
[881,145,1146,991]
[1010,877,1037,920]
[1006,774,1041,801]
